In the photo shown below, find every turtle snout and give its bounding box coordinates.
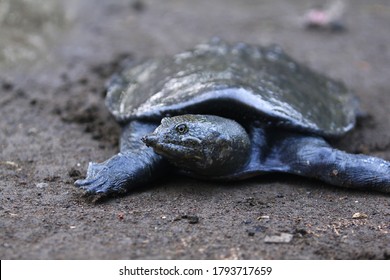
[141,134,159,148]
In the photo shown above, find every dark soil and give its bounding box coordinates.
[1,0,389,259]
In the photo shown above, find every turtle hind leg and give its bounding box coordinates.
[270,135,390,193]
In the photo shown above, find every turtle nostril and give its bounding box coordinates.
[141,135,158,147]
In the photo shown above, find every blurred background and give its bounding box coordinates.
[1,0,389,87]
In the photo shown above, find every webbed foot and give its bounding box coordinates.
[75,150,167,195]
[75,156,128,194]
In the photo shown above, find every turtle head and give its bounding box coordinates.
[142,114,251,177]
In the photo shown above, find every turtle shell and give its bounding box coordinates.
[106,39,357,137]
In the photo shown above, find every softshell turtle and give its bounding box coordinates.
[75,39,390,194]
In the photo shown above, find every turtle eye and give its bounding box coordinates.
[175,123,188,134]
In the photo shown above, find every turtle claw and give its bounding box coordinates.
[74,155,129,195]
[75,163,110,194]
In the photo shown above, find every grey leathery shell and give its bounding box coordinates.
[106,39,357,136]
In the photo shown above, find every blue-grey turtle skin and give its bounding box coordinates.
[75,39,390,194]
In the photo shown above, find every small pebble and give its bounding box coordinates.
[117,212,125,220]
[36,183,49,188]
[352,212,368,219]
[187,216,199,224]
[264,233,293,243]
[257,215,270,220]
[181,215,199,224]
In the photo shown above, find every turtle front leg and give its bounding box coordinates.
[75,121,169,195]
[75,150,166,194]
[270,135,390,193]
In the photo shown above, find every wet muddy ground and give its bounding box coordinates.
[1,0,389,259]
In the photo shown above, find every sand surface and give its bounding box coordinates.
[1,0,389,259]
